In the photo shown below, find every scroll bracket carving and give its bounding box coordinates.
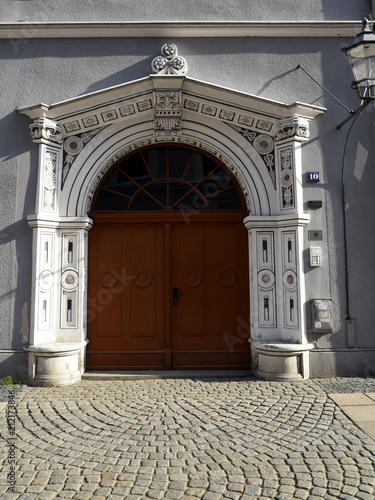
[276,116,309,143]
[29,117,63,146]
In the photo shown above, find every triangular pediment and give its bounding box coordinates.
[18,74,324,139]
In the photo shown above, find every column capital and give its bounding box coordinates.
[29,117,63,146]
[276,116,309,143]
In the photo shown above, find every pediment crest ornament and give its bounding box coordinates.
[151,44,187,75]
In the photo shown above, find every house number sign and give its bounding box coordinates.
[307,172,320,182]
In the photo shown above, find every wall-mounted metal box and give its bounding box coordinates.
[311,299,332,333]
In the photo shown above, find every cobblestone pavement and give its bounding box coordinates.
[1,376,375,499]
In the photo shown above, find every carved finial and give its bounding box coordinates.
[151,44,187,75]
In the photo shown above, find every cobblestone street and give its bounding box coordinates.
[1,376,375,499]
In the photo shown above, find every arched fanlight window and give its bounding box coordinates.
[92,144,245,212]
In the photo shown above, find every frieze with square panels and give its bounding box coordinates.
[183,98,274,134]
[61,99,153,136]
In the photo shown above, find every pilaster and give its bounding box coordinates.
[244,115,314,380]
[25,116,92,385]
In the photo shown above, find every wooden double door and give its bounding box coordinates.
[87,216,250,370]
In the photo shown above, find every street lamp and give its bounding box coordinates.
[342,18,375,100]
[340,18,375,327]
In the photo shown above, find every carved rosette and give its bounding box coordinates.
[29,117,63,146]
[151,44,187,75]
[276,117,309,142]
[62,126,106,186]
[228,124,276,188]
[154,90,182,137]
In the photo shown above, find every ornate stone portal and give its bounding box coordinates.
[20,44,324,385]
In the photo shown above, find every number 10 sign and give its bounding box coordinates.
[307,172,320,183]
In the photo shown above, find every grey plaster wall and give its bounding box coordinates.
[0,0,371,22]
[0,0,375,379]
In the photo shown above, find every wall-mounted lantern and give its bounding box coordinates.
[342,18,375,100]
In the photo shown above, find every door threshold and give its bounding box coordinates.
[82,369,253,381]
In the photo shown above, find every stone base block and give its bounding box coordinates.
[24,341,87,386]
[251,341,315,380]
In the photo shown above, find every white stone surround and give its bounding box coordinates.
[19,46,324,385]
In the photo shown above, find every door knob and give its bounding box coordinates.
[173,286,182,306]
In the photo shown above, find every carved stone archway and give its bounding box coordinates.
[19,44,324,385]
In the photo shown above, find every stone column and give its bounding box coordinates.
[244,116,315,380]
[25,117,92,386]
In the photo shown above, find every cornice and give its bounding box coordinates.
[18,75,325,126]
[0,21,361,39]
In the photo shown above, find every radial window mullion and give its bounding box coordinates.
[139,152,155,181]
[171,165,220,208]
[100,187,133,200]
[181,151,196,181]
[204,185,237,199]
[117,166,164,208]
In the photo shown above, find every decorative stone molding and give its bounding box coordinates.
[20,70,325,385]
[228,124,276,188]
[85,136,251,214]
[276,116,309,142]
[24,341,87,386]
[154,90,182,136]
[62,126,106,186]
[29,117,63,146]
[279,146,294,210]
[0,21,362,40]
[250,341,315,380]
[245,214,310,378]
[43,150,58,211]
[151,43,187,75]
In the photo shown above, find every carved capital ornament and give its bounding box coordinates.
[276,116,309,142]
[29,117,63,146]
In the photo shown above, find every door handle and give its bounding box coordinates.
[173,286,182,306]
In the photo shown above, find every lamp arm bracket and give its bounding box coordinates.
[337,100,371,129]
[296,65,353,113]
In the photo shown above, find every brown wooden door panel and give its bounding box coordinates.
[87,223,166,369]
[172,227,206,338]
[171,222,250,368]
[87,351,166,370]
[124,227,164,341]
[207,226,240,338]
[87,219,250,370]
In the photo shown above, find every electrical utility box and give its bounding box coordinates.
[311,299,333,333]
